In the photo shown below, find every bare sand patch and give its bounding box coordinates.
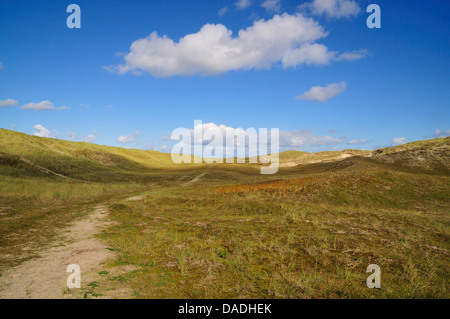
[0,206,128,299]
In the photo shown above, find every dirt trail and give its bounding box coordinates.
[183,172,207,186]
[125,195,145,201]
[0,206,117,299]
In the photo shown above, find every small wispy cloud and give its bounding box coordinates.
[335,49,369,62]
[85,132,99,143]
[296,81,347,102]
[235,0,251,10]
[391,137,406,146]
[431,129,450,138]
[31,125,100,143]
[33,124,57,138]
[0,98,18,108]
[348,139,367,145]
[261,0,281,13]
[0,62,4,70]
[299,0,361,19]
[117,131,140,144]
[165,122,348,153]
[280,129,346,148]
[218,6,229,16]
[67,132,77,140]
[66,131,99,142]
[21,100,69,111]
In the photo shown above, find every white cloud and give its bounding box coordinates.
[117,131,140,144]
[261,0,281,13]
[283,46,368,67]
[21,100,70,111]
[282,43,335,67]
[391,137,406,146]
[31,128,100,143]
[280,129,346,147]
[218,6,229,16]
[104,104,113,108]
[85,132,99,143]
[235,0,252,10]
[296,81,346,102]
[187,123,244,146]
[300,0,361,19]
[170,122,274,157]
[348,139,367,145]
[109,13,367,77]
[169,122,347,154]
[0,98,18,108]
[0,62,3,70]
[33,124,56,138]
[431,129,450,138]
[63,131,99,142]
[67,132,77,140]
[335,49,368,62]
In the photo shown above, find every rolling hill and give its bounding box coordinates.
[0,128,449,298]
[1,128,449,182]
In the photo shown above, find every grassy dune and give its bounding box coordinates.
[94,159,449,298]
[0,129,448,298]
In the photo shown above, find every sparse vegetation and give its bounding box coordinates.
[0,129,448,298]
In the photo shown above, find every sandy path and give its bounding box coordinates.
[183,172,207,186]
[0,206,115,299]
[125,195,145,201]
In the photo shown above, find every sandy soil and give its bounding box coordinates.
[0,206,117,299]
[183,172,207,186]
[125,195,146,201]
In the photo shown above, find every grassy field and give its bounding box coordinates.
[0,129,448,298]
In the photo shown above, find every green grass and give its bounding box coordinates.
[0,129,449,298]
[0,177,149,272]
[95,163,449,298]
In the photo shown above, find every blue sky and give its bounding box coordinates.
[0,0,449,152]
